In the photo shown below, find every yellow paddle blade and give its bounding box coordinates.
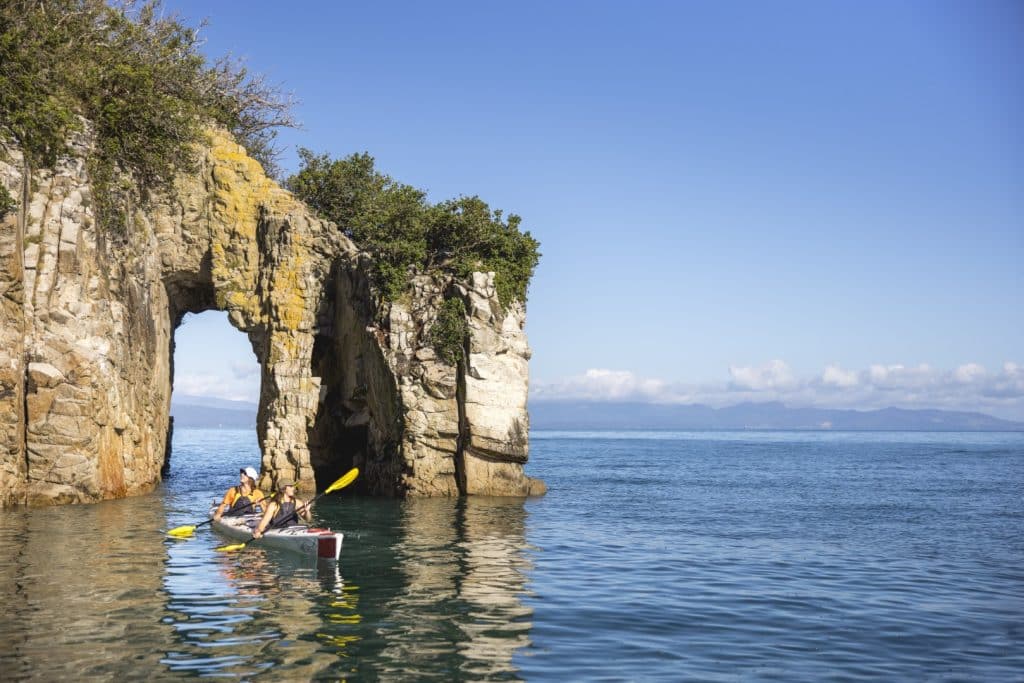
[324,468,359,494]
[166,525,197,538]
[215,542,248,552]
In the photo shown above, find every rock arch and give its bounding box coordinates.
[0,131,544,506]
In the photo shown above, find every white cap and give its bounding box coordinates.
[242,466,259,480]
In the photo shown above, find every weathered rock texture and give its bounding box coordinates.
[0,129,544,506]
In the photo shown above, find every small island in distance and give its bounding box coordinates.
[172,395,1024,432]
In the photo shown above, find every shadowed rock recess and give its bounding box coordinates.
[0,130,544,506]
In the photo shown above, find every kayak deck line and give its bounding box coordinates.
[209,506,344,560]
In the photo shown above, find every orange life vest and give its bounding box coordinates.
[226,486,265,514]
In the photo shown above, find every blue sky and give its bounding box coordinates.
[168,1,1024,419]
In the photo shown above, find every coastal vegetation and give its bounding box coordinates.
[0,184,15,218]
[428,297,469,365]
[1,0,539,305]
[0,0,294,234]
[287,150,541,306]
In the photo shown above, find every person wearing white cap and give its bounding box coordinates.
[213,466,266,520]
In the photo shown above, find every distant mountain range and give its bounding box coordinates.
[171,395,257,429]
[170,395,1024,431]
[528,400,1024,431]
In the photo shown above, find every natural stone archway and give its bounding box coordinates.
[0,129,545,506]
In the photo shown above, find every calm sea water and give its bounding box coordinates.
[1,429,1022,680]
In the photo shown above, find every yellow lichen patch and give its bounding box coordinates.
[205,130,298,224]
[272,277,308,329]
[225,290,256,312]
[268,333,301,365]
[202,129,315,327]
[200,129,333,404]
[208,138,267,234]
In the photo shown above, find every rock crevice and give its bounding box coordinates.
[0,130,544,505]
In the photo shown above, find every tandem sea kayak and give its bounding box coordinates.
[209,506,344,561]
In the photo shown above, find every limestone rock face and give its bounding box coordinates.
[0,130,543,505]
[459,273,545,497]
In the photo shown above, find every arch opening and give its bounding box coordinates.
[167,307,261,477]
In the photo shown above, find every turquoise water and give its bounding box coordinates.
[1,429,1022,680]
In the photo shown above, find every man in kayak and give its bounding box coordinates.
[213,467,266,520]
[252,480,313,538]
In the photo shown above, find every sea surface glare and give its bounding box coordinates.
[0,429,1021,680]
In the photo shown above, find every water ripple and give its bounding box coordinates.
[1,430,1023,680]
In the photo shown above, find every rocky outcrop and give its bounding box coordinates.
[1,140,173,505]
[0,129,544,505]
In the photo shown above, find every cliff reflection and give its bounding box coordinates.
[0,492,535,680]
[378,496,534,679]
[161,535,357,679]
[455,497,534,677]
[0,495,173,679]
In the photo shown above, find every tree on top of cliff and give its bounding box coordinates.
[0,0,295,210]
[287,149,541,306]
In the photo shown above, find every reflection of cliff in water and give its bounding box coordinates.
[161,534,357,679]
[379,496,534,678]
[0,493,533,679]
[0,496,173,678]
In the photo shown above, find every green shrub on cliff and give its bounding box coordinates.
[0,1,539,302]
[0,0,294,232]
[429,297,469,365]
[287,150,540,306]
[287,149,429,300]
[0,184,16,219]
[425,196,541,308]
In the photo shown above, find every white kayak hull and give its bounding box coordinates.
[209,507,344,561]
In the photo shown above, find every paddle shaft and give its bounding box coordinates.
[257,472,357,534]
[214,488,265,518]
[264,490,324,530]
[168,489,265,536]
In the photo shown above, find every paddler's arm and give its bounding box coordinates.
[213,487,236,521]
[296,498,313,522]
[253,500,277,539]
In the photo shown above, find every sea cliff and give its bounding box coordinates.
[0,129,544,506]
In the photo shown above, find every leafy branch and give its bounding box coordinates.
[0,0,297,234]
[287,150,540,307]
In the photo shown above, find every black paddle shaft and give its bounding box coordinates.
[267,489,329,529]
[211,492,264,522]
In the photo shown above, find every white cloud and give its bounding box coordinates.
[532,360,1024,421]
[953,363,985,383]
[981,362,1024,399]
[822,364,858,388]
[866,363,933,389]
[175,371,260,403]
[729,359,794,390]
[231,361,260,380]
[531,368,676,402]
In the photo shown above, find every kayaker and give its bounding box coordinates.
[213,467,266,520]
[253,480,312,538]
